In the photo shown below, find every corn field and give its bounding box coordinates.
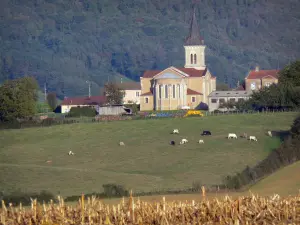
[1,190,300,225]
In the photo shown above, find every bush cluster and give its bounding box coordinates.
[67,107,97,117]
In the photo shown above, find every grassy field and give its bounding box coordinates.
[0,112,297,197]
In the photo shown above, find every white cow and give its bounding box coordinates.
[180,139,188,145]
[249,136,258,141]
[198,139,204,144]
[119,141,125,146]
[68,151,74,155]
[228,133,238,139]
[172,129,179,134]
[267,131,272,137]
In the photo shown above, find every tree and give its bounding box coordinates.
[0,77,39,121]
[103,82,124,105]
[46,92,57,111]
[278,60,300,87]
[216,83,230,91]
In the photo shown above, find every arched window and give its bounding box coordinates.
[165,85,168,98]
[172,84,176,98]
[190,54,193,64]
[194,54,197,64]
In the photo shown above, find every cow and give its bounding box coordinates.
[179,139,188,145]
[68,151,74,155]
[267,131,272,137]
[228,133,238,139]
[170,141,176,145]
[172,129,179,134]
[198,139,204,144]
[119,141,125,146]
[201,131,211,136]
[249,136,258,141]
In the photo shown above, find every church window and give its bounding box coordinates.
[165,85,168,98]
[145,97,149,103]
[194,54,197,64]
[190,54,193,64]
[172,85,176,98]
[191,96,196,102]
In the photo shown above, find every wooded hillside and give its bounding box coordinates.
[1,0,299,98]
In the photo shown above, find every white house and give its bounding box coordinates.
[116,82,141,104]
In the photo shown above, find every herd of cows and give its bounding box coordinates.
[115,129,271,148]
[168,129,259,146]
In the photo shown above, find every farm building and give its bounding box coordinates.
[60,96,106,113]
[208,91,252,112]
[98,105,132,115]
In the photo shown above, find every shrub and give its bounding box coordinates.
[68,107,97,117]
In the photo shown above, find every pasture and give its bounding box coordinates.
[0,112,297,197]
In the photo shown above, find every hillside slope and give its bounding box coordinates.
[248,161,300,196]
[0,0,299,98]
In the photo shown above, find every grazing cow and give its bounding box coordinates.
[179,139,188,145]
[267,131,272,137]
[201,131,211,136]
[170,141,176,145]
[198,139,204,144]
[119,141,125,146]
[68,151,74,155]
[228,133,238,139]
[249,136,258,141]
[46,160,52,164]
[172,129,179,134]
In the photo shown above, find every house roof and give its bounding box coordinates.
[142,67,207,78]
[208,91,251,98]
[246,69,279,80]
[184,7,204,46]
[187,88,203,95]
[140,92,153,96]
[61,96,106,105]
[116,82,141,90]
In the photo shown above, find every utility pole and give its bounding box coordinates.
[86,81,91,97]
[44,82,47,101]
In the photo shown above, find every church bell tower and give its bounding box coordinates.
[184,7,206,70]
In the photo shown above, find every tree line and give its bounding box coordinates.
[0,76,124,122]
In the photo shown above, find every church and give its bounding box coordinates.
[139,9,216,111]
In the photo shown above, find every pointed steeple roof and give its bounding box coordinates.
[185,7,204,46]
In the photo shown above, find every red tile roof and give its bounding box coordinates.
[187,88,203,95]
[246,70,279,80]
[140,92,153,96]
[141,67,207,78]
[61,96,106,106]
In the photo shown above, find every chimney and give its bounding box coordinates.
[255,65,259,71]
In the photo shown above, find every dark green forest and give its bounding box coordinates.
[1,0,299,99]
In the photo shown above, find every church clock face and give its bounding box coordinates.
[251,82,256,90]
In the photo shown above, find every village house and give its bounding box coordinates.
[245,66,279,91]
[116,81,141,104]
[208,90,252,112]
[139,8,216,111]
[60,96,106,113]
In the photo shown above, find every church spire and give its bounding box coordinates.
[185,7,204,46]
